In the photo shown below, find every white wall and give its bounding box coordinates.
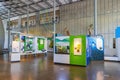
[2,19,8,48]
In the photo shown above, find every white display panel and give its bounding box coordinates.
[10,53,20,62]
[96,38,103,50]
[12,41,20,52]
[74,38,82,55]
[116,38,120,60]
[54,54,70,64]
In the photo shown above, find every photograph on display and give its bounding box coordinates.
[21,36,25,52]
[74,38,82,55]
[26,37,33,51]
[11,33,20,52]
[55,36,69,54]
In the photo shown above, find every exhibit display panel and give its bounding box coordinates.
[11,33,20,52]
[33,36,47,53]
[37,38,45,51]
[54,35,91,66]
[104,27,120,61]
[25,36,34,52]
[10,32,21,62]
[87,36,104,60]
[20,34,34,53]
[70,35,87,66]
[54,36,70,64]
[20,35,26,52]
[55,36,69,54]
[115,27,120,61]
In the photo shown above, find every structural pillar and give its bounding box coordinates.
[94,0,97,35]
[53,0,56,55]
[8,10,10,54]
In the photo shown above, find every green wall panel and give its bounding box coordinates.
[70,35,86,66]
[37,38,45,50]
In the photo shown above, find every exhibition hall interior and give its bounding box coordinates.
[0,0,120,80]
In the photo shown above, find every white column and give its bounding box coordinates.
[53,0,56,55]
[94,0,97,35]
[8,10,11,53]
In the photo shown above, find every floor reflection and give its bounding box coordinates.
[0,53,120,80]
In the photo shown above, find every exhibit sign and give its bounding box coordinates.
[11,33,20,52]
[55,36,69,54]
[37,38,45,50]
[12,41,20,52]
[74,38,82,55]
[70,35,86,66]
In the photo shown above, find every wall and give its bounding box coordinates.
[56,0,120,56]
[3,0,120,56]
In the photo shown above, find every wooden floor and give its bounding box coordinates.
[0,53,120,80]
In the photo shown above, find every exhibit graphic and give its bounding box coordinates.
[88,36,104,60]
[96,38,103,51]
[12,41,20,52]
[70,35,87,66]
[20,36,26,52]
[11,33,20,52]
[55,36,69,54]
[26,37,33,51]
[37,38,45,50]
[74,38,82,55]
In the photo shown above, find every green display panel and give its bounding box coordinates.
[70,35,86,66]
[37,38,45,50]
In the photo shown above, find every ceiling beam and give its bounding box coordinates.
[29,0,46,10]
[19,0,38,11]
[0,1,24,16]
[44,1,53,7]
[16,0,45,10]
[56,0,62,5]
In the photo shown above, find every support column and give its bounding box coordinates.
[27,5,29,34]
[8,10,10,54]
[53,0,56,55]
[94,0,97,35]
[18,16,21,32]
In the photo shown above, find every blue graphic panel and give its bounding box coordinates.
[86,37,91,65]
[87,36,104,60]
[115,27,120,38]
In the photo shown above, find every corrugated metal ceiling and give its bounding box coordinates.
[0,0,81,19]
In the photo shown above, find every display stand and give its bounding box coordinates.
[54,35,91,66]
[10,32,21,62]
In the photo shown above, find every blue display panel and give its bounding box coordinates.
[86,37,91,65]
[115,27,120,38]
[87,36,104,60]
